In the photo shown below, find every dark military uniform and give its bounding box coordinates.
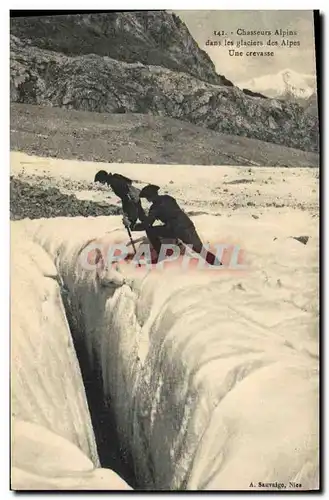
[108,174,146,229]
[121,185,144,229]
[134,194,220,265]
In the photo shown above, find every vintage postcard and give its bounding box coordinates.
[10,10,320,491]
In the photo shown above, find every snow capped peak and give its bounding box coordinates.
[237,68,316,100]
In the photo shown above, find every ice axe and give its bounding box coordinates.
[125,225,142,267]
[126,226,137,254]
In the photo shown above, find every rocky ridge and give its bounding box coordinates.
[10,12,230,86]
[10,12,319,153]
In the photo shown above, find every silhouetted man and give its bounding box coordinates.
[134,184,221,266]
[94,170,146,229]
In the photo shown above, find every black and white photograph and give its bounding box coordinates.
[10,10,320,491]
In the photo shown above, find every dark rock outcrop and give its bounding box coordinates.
[10,12,229,86]
[10,177,121,220]
[10,12,319,153]
[242,88,268,99]
[291,235,310,245]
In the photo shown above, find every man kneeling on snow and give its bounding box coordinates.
[134,184,221,266]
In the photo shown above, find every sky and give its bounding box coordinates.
[174,10,317,84]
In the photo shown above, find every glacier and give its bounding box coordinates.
[11,215,319,490]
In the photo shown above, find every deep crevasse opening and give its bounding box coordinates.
[59,281,139,488]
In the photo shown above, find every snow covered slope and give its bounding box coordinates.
[12,212,319,490]
[11,420,132,490]
[238,69,316,100]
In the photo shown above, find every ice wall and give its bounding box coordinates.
[11,420,132,490]
[11,224,132,490]
[12,216,319,490]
